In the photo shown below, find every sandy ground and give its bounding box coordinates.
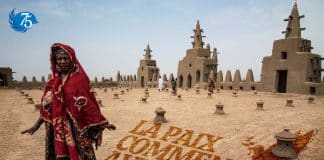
[0,88,324,160]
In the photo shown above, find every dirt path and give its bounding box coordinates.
[0,88,323,159]
[0,89,44,160]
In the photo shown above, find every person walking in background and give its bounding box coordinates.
[171,77,177,95]
[158,76,164,91]
[208,78,215,93]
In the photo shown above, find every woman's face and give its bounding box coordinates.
[55,49,72,74]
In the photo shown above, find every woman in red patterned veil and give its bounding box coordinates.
[21,43,116,160]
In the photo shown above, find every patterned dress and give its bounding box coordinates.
[45,115,104,160]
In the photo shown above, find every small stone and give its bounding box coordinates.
[286,99,294,107]
[141,97,147,103]
[154,107,167,124]
[215,103,225,115]
[256,100,264,110]
[308,96,315,104]
[272,129,297,159]
[207,92,212,98]
[232,91,238,97]
[113,93,119,99]
[177,94,182,100]
[27,97,34,104]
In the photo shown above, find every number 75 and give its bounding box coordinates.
[20,12,32,28]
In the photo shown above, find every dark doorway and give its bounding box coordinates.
[0,74,7,86]
[141,76,144,87]
[179,75,183,88]
[187,74,192,89]
[276,70,287,93]
[309,87,316,95]
[196,70,200,82]
[251,86,256,90]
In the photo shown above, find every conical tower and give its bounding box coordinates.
[225,70,232,82]
[216,71,223,83]
[116,70,121,81]
[283,1,305,39]
[243,69,256,91]
[224,70,233,90]
[246,69,254,82]
[163,74,168,81]
[233,70,242,89]
[144,44,152,60]
[233,70,242,82]
[212,48,218,64]
[137,44,160,87]
[41,76,46,84]
[191,20,205,48]
[215,70,223,89]
[177,20,218,89]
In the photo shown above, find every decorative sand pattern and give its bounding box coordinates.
[0,88,323,159]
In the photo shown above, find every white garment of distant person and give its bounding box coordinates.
[158,78,164,91]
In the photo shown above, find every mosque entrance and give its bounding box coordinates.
[141,76,144,87]
[0,74,7,86]
[196,70,200,82]
[187,74,192,89]
[179,75,183,88]
[276,70,287,93]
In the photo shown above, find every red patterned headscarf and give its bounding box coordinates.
[40,43,107,159]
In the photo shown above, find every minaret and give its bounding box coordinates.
[117,70,121,81]
[282,1,305,38]
[212,48,218,64]
[191,20,205,48]
[144,44,152,60]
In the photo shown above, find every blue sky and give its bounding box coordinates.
[0,0,323,81]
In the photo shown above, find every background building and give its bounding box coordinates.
[177,21,218,89]
[259,2,324,94]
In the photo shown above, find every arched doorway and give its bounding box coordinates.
[0,74,6,86]
[141,76,144,87]
[187,74,192,89]
[179,75,183,88]
[196,70,200,82]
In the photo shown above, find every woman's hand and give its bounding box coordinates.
[21,118,44,135]
[21,126,40,135]
[106,123,116,130]
[94,123,116,149]
[101,123,116,131]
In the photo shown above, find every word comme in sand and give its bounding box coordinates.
[106,120,224,160]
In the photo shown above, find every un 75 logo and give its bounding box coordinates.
[20,12,33,28]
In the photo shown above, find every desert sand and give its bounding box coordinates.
[0,88,323,160]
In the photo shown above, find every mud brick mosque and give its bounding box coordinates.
[1,2,323,95]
